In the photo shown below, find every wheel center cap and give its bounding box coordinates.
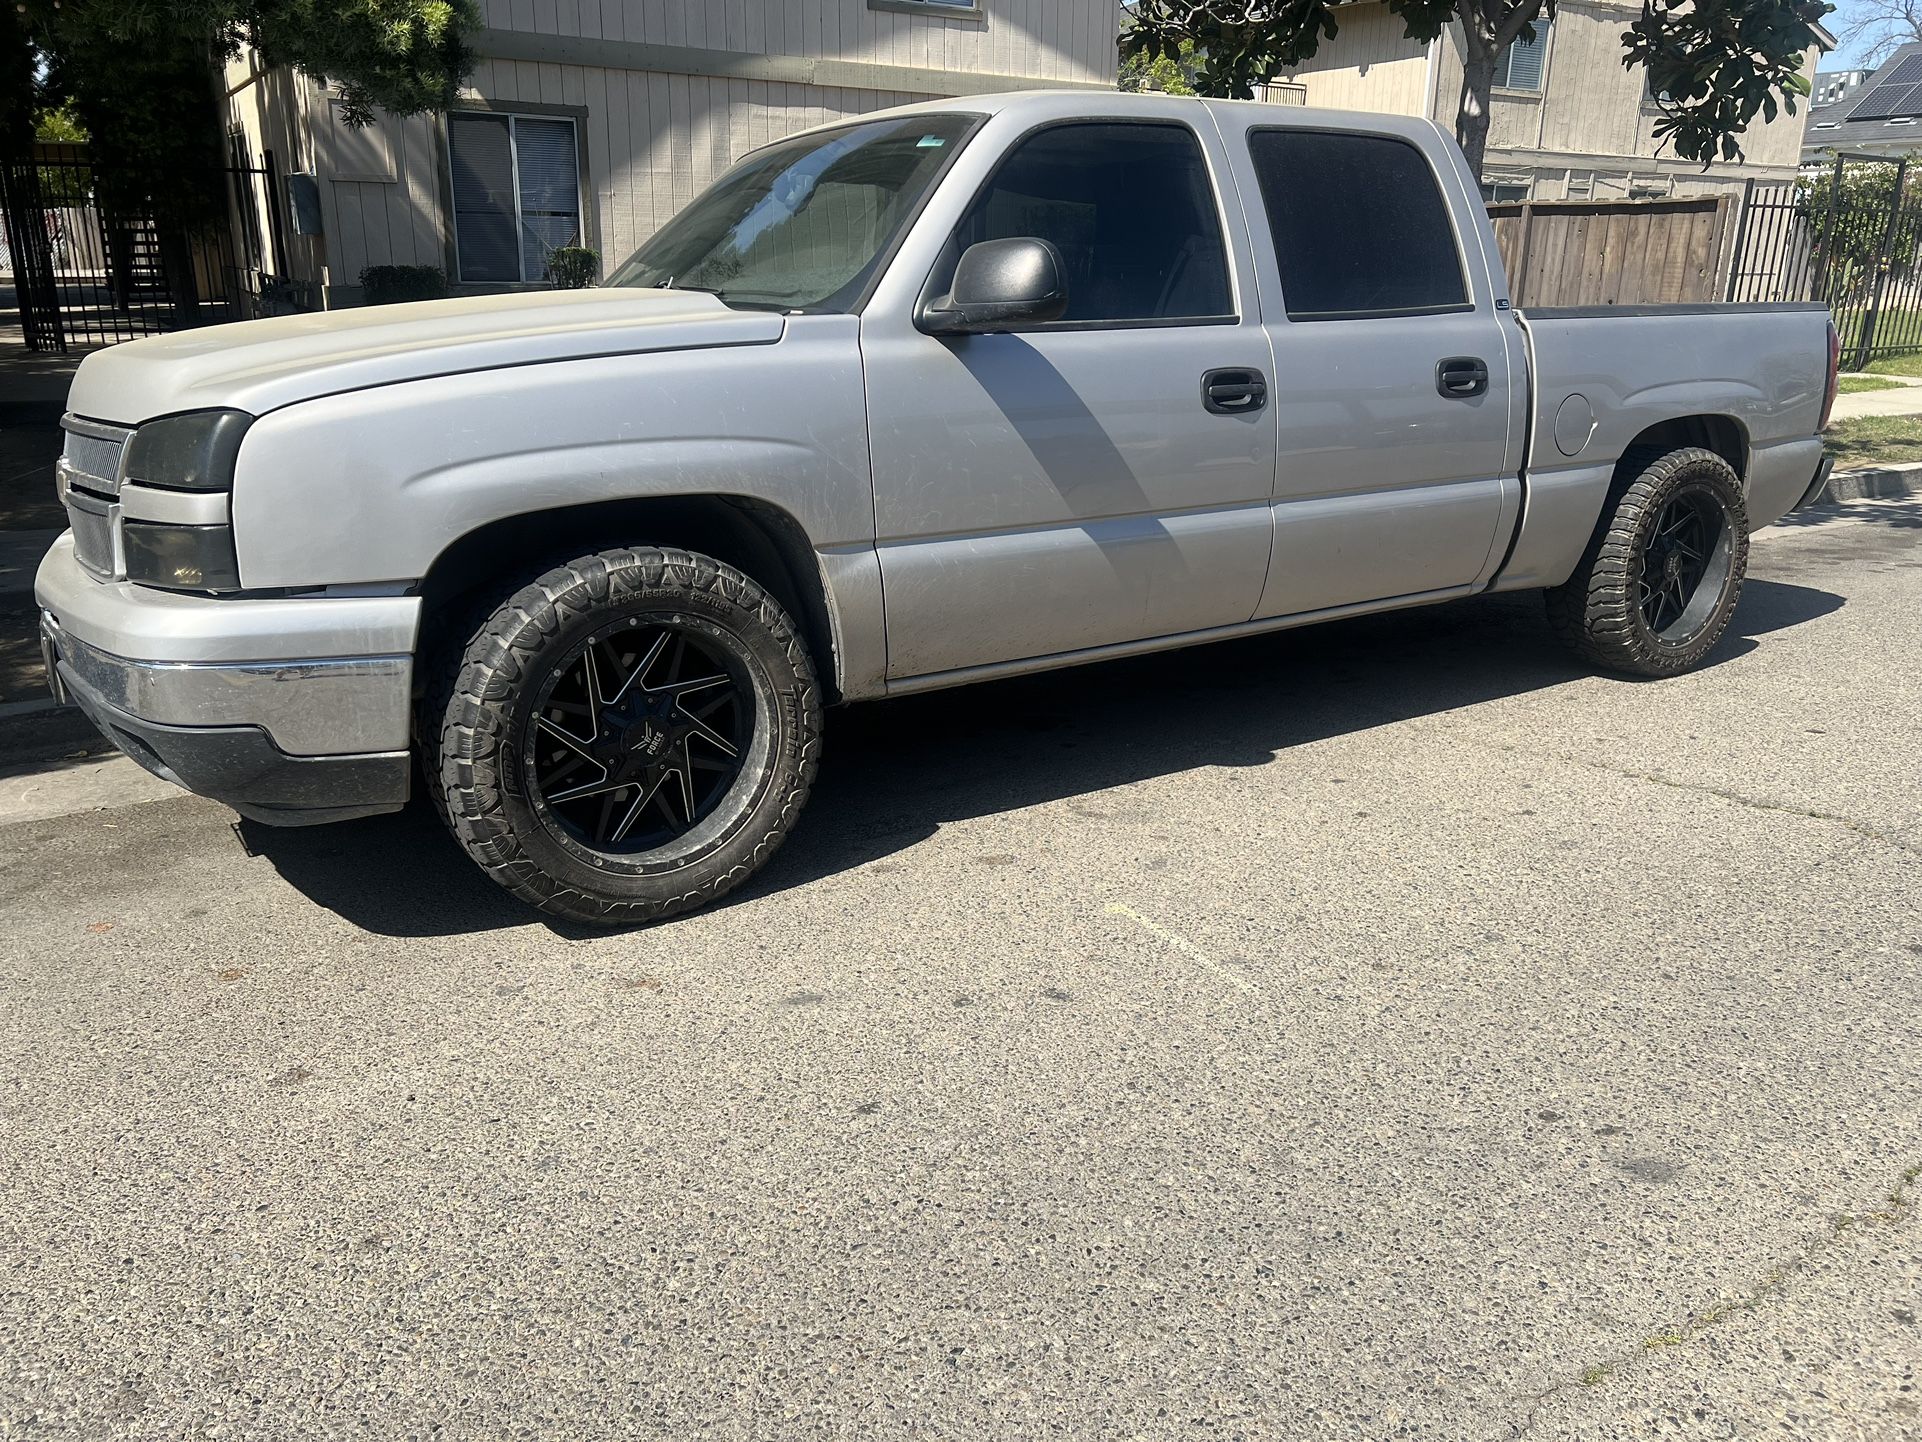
[633,722,671,758]
[1665,550,1684,579]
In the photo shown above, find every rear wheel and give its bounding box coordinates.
[1545,446,1749,678]
[431,547,821,925]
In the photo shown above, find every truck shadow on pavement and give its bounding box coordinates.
[239,578,1844,937]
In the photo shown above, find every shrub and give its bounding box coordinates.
[359,264,449,305]
[546,246,600,289]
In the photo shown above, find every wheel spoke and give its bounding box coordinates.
[593,787,623,846]
[536,715,597,762]
[542,749,594,787]
[673,747,696,820]
[545,770,621,805]
[581,644,608,710]
[606,631,670,706]
[682,712,739,757]
[664,672,731,701]
[684,688,736,722]
[528,620,752,857]
[610,775,667,845]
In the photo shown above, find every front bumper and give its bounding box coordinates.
[36,534,420,827]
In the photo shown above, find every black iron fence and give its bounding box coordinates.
[0,143,291,352]
[1728,151,1922,368]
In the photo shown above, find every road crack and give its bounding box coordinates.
[1501,1159,1922,1438]
[1551,750,1922,859]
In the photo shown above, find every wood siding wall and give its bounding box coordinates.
[1488,197,1735,306]
[1263,0,1818,195]
[470,0,1114,83]
[226,0,1117,297]
[1441,1,1816,172]
[1271,4,1429,116]
[473,56,933,270]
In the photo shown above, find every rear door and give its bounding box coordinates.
[859,110,1278,681]
[1213,113,1526,618]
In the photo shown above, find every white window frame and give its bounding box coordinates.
[1492,20,1551,94]
[448,111,585,285]
[869,0,984,17]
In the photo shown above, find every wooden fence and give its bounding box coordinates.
[1486,196,1736,307]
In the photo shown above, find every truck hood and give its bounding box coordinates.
[65,288,785,424]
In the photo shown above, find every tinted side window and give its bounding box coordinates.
[1248,130,1470,320]
[951,122,1232,324]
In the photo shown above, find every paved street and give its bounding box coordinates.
[1,499,1919,1440]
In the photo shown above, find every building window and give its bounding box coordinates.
[869,0,982,15]
[449,112,583,284]
[1482,181,1531,202]
[1492,21,1550,92]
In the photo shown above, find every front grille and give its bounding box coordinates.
[61,417,131,494]
[65,490,116,577]
[59,416,131,579]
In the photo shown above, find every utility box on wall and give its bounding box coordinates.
[287,173,323,236]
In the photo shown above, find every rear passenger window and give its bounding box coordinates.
[949,122,1232,325]
[1248,130,1470,320]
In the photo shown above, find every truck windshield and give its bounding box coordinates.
[607,113,978,312]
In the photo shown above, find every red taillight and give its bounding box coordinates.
[1818,320,1841,431]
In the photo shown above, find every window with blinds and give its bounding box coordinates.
[449,113,583,283]
[1492,22,1550,92]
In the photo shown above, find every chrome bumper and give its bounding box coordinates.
[35,531,419,755]
[42,619,410,755]
[35,533,421,826]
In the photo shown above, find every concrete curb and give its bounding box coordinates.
[1814,461,1922,506]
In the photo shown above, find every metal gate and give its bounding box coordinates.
[0,143,287,352]
[1727,151,1922,368]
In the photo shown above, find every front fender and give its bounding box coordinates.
[232,317,872,588]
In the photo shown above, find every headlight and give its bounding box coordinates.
[122,410,251,492]
[122,521,241,591]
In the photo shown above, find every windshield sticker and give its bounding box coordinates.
[917,136,946,147]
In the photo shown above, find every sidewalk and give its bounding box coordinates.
[0,329,78,707]
[0,325,106,775]
[1829,371,1922,421]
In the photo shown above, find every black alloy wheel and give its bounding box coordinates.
[1545,445,1750,678]
[527,623,750,857]
[1637,483,1730,641]
[427,546,821,925]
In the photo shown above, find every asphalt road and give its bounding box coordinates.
[2,500,1919,1441]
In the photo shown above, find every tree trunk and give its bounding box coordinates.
[1456,28,1500,183]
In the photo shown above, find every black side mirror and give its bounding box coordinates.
[922,237,1068,335]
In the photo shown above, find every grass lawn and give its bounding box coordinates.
[1863,351,1922,378]
[1823,414,1922,467]
[1838,374,1905,394]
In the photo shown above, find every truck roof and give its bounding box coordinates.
[769,87,1451,151]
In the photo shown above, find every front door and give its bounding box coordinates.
[860,119,1278,682]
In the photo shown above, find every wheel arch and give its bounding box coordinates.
[415,494,845,703]
[1619,414,1749,481]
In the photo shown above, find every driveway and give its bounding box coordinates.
[2,500,1918,1440]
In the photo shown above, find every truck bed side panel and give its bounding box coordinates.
[1493,304,1829,591]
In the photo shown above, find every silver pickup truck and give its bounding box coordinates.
[37,91,1838,924]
